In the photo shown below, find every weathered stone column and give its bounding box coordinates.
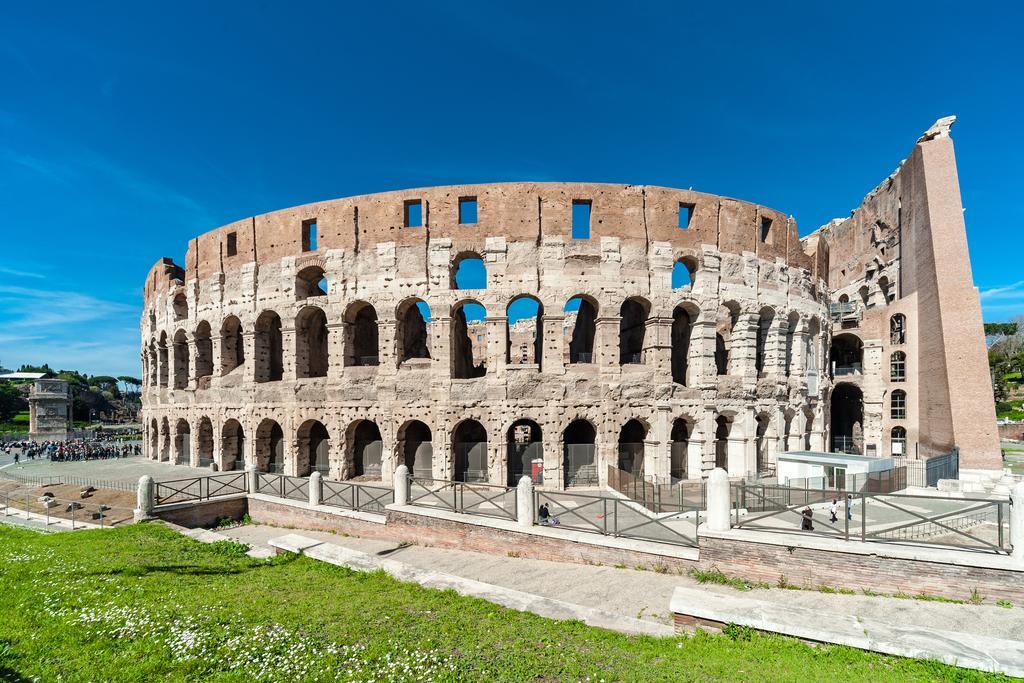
[210,334,224,379]
[309,471,322,506]
[692,319,718,389]
[242,330,257,384]
[134,475,154,521]
[246,465,258,495]
[734,311,759,385]
[187,334,200,390]
[394,464,410,505]
[516,475,534,529]
[647,316,672,377]
[595,316,619,369]
[377,319,396,371]
[432,316,452,384]
[705,468,730,531]
[542,313,565,375]
[281,326,297,380]
[327,322,345,380]
[486,315,507,381]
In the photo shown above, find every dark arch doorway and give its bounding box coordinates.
[349,420,383,480]
[452,420,487,483]
[398,421,432,478]
[617,419,647,475]
[506,419,542,485]
[831,384,864,454]
[563,420,597,487]
[671,419,689,481]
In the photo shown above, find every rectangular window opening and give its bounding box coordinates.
[760,217,772,243]
[458,197,478,225]
[572,200,591,239]
[404,200,423,228]
[302,220,318,252]
[226,232,237,257]
[678,203,694,229]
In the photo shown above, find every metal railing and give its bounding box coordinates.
[155,471,247,505]
[2,489,134,529]
[732,482,1009,554]
[535,490,699,547]
[407,476,517,521]
[0,469,136,492]
[607,465,705,513]
[320,478,394,513]
[254,472,308,502]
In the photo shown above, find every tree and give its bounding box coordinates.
[0,382,25,422]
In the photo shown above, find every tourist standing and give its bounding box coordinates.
[829,498,838,524]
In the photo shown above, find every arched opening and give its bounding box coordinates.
[451,301,487,379]
[891,426,907,457]
[172,329,189,389]
[618,297,649,365]
[345,301,379,367]
[220,316,244,376]
[295,307,329,378]
[890,351,907,382]
[878,275,893,303]
[784,312,799,376]
[858,285,870,307]
[396,299,431,366]
[398,420,432,478]
[194,322,213,382]
[172,293,188,321]
[755,414,771,476]
[174,419,190,464]
[830,333,863,377]
[890,314,906,345]
[197,417,214,467]
[221,419,245,471]
[506,419,542,485]
[714,416,731,469]
[295,265,328,300]
[147,341,158,389]
[159,417,170,461]
[782,411,794,451]
[296,420,330,477]
[671,305,694,385]
[148,418,158,460]
[452,419,487,483]
[715,302,739,375]
[255,419,285,473]
[506,296,543,367]
[803,410,815,450]
[617,419,647,475]
[254,311,284,382]
[347,420,382,480]
[158,332,169,387]
[670,419,689,481]
[672,257,697,289]
[452,252,486,290]
[566,296,597,364]
[891,389,907,419]
[755,307,775,376]
[830,383,864,454]
[805,317,822,395]
[563,419,597,487]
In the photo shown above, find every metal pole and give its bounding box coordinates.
[998,502,1005,549]
[844,499,849,542]
[602,497,608,535]
[861,493,866,542]
[613,499,619,536]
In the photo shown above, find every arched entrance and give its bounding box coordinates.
[255,419,285,473]
[397,421,432,478]
[670,419,689,481]
[297,420,330,476]
[452,420,487,483]
[563,419,597,487]
[174,419,190,465]
[617,419,647,475]
[221,419,244,471]
[831,384,864,454]
[506,419,542,485]
[714,416,731,469]
[197,417,214,466]
[348,420,383,480]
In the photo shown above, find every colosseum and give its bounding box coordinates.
[140,117,1001,490]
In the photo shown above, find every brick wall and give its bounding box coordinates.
[154,496,247,528]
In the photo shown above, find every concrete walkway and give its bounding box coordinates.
[220,523,1024,642]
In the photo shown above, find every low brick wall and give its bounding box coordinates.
[998,423,1024,442]
[247,497,393,539]
[153,496,247,528]
[700,534,1024,603]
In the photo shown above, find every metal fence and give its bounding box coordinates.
[0,469,136,493]
[606,465,705,513]
[408,476,517,521]
[320,478,394,513]
[155,471,248,505]
[535,490,699,547]
[2,489,134,529]
[732,482,1008,554]
[254,472,309,502]
[782,467,906,495]
[892,449,959,488]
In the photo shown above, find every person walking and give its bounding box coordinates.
[800,506,814,531]
[846,494,854,521]
[829,498,838,524]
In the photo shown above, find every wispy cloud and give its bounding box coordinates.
[980,281,1024,301]
[0,265,44,279]
[979,281,1024,321]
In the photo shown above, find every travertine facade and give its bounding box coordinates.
[29,379,70,442]
[140,119,1000,486]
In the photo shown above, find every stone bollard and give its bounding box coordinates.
[134,475,154,522]
[516,476,535,530]
[394,464,410,506]
[1011,482,1024,564]
[210,462,219,472]
[309,471,322,507]
[246,465,258,495]
[704,468,731,532]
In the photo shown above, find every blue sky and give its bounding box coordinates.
[1,1,1021,377]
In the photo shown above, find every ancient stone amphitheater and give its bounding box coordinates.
[141,182,833,488]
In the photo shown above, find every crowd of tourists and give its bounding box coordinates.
[0,438,140,463]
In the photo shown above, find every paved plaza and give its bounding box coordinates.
[0,447,211,485]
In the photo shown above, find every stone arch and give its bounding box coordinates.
[196,416,214,466]
[344,301,379,367]
[295,306,329,378]
[672,256,698,289]
[159,417,170,462]
[194,321,213,383]
[671,302,699,385]
[714,414,732,469]
[158,331,169,388]
[566,295,598,364]
[506,295,543,367]
[754,306,776,376]
[831,382,863,454]
[221,419,245,470]
[255,418,285,473]
[784,311,800,376]
[295,264,328,300]
[396,298,431,366]
[451,300,487,379]
[830,332,863,378]
[148,417,158,460]
[618,296,650,365]
[147,340,158,389]
[346,419,383,480]
[297,419,330,477]
[617,418,647,474]
[254,311,284,382]
[563,418,597,487]
[172,328,189,389]
[670,417,690,480]
[716,301,740,375]
[452,251,486,290]
[397,420,432,477]
[506,418,542,485]
[174,418,190,464]
[754,412,775,476]
[220,316,244,376]
[451,419,487,483]
[172,292,188,321]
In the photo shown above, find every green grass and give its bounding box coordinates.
[0,524,1010,682]
[996,399,1024,420]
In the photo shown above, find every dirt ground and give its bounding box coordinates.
[0,480,135,526]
